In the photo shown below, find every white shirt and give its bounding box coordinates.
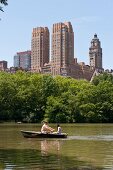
[57,126,62,134]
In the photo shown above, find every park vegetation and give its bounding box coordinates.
[0,0,8,12]
[0,71,113,123]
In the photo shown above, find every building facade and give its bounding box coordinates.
[0,60,7,71]
[30,22,96,81]
[14,51,31,70]
[14,55,20,68]
[41,21,94,81]
[89,34,102,69]
[51,22,74,76]
[31,27,49,72]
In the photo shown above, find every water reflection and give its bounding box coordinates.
[1,123,113,169]
[0,148,102,170]
[41,140,61,156]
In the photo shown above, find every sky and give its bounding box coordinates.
[0,0,113,69]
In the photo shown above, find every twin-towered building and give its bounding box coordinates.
[12,21,103,81]
[31,22,75,75]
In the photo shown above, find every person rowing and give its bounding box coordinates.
[41,121,55,134]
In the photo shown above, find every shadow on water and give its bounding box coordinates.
[0,148,103,170]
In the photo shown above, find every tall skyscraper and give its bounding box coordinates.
[14,51,31,70]
[51,22,74,69]
[89,34,102,69]
[31,27,49,72]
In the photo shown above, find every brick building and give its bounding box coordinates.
[31,27,49,72]
[0,60,7,71]
[31,22,95,81]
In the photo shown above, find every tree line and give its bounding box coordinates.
[0,71,113,123]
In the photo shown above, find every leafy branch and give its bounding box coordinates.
[0,0,8,12]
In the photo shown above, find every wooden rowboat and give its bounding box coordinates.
[21,130,67,138]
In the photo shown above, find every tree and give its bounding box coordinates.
[92,72,113,85]
[0,0,8,12]
[45,96,70,123]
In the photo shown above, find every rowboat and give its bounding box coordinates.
[21,130,67,138]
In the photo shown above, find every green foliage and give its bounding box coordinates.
[0,71,113,123]
[92,72,113,85]
[45,96,69,123]
[0,0,8,12]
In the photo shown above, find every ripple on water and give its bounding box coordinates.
[68,135,113,141]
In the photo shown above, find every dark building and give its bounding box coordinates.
[0,60,7,71]
[14,51,31,70]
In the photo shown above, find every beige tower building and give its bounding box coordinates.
[89,34,102,69]
[51,22,74,75]
[31,27,49,72]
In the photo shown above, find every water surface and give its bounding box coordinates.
[0,123,113,169]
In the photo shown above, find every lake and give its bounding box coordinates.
[0,123,113,169]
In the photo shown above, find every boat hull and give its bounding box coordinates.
[21,130,67,138]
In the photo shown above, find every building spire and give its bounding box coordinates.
[89,34,102,69]
[94,33,97,38]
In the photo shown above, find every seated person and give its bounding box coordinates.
[41,121,55,133]
[57,124,62,134]
[53,124,62,134]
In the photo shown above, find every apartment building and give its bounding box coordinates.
[31,27,49,72]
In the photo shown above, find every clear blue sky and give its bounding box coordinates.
[0,0,113,69]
